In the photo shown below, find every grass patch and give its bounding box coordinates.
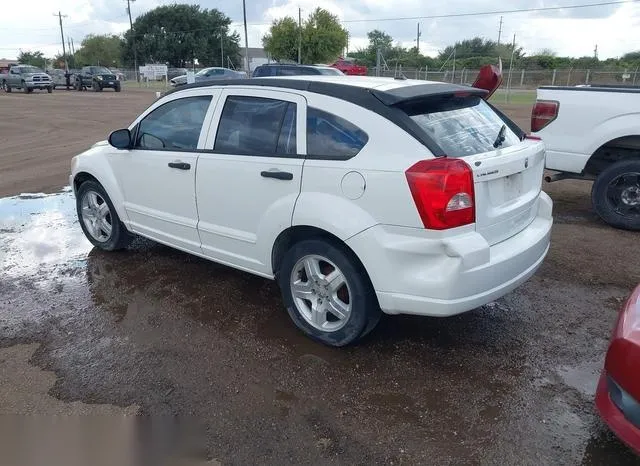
[490,89,536,106]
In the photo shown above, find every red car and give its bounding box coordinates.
[596,283,640,455]
[331,58,367,76]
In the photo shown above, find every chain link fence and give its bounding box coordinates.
[370,67,640,89]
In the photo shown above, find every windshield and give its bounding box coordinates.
[91,67,112,74]
[21,66,43,74]
[196,68,212,76]
[401,95,521,157]
[317,68,344,76]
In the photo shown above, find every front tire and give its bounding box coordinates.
[592,159,640,231]
[76,180,133,251]
[2,81,10,93]
[22,81,29,94]
[278,238,380,346]
[47,86,53,93]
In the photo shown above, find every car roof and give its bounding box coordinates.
[167,75,483,99]
[163,77,486,158]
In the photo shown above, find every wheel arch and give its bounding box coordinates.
[271,225,370,282]
[72,169,129,226]
[585,134,640,176]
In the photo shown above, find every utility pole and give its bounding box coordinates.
[221,33,224,67]
[416,23,421,53]
[54,11,69,71]
[497,16,503,46]
[242,0,250,72]
[594,44,598,59]
[71,37,75,55]
[298,7,302,64]
[125,0,138,81]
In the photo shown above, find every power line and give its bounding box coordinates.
[338,0,640,24]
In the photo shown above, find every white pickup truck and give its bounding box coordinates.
[532,85,640,230]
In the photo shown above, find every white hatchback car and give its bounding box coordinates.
[70,76,553,346]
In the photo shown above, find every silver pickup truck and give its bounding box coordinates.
[1,65,53,93]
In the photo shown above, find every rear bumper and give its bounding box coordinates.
[347,191,553,317]
[596,372,640,455]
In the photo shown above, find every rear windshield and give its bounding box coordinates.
[401,95,521,157]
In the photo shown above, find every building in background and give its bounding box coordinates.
[238,48,270,72]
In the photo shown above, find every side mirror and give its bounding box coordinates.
[108,129,132,149]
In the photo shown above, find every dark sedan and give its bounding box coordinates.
[170,67,247,87]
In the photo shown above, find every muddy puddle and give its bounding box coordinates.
[0,190,638,464]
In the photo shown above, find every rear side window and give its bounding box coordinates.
[307,108,368,159]
[215,96,297,156]
[401,95,521,157]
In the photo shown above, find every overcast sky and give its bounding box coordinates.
[1,0,639,62]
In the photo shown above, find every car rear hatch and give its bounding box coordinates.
[394,91,544,245]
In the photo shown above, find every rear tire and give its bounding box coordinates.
[76,180,133,251]
[592,159,640,231]
[278,238,381,346]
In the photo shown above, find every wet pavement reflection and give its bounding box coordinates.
[1,191,638,464]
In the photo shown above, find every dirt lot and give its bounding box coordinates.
[1,89,640,464]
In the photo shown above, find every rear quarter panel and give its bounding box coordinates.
[294,93,429,239]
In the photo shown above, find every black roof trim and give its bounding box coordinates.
[371,83,487,106]
[162,78,487,156]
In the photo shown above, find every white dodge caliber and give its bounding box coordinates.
[70,76,553,346]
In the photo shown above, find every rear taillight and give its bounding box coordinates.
[405,159,475,230]
[531,100,559,132]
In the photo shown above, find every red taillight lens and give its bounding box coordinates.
[531,100,559,132]
[405,158,475,230]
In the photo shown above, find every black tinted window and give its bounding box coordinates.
[307,108,368,159]
[135,96,212,151]
[215,96,297,156]
[253,66,274,77]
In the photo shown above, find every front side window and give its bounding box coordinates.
[307,108,368,159]
[135,96,212,151]
[214,96,297,156]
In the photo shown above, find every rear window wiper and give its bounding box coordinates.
[493,124,507,148]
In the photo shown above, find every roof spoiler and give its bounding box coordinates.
[472,59,503,100]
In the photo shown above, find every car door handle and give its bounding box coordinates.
[168,162,191,170]
[261,170,293,181]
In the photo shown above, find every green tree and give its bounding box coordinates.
[367,30,393,54]
[262,8,348,64]
[261,17,299,62]
[74,34,124,67]
[439,37,524,62]
[17,51,47,69]
[123,4,240,68]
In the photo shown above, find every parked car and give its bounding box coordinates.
[70,74,552,346]
[168,67,189,80]
[1,65,53,93]
[75,66,121,92]
[532,85,640,230]
[331,58,367,76]
[252,64,345,77]
[170,67,247,87]
[595,283,640,455]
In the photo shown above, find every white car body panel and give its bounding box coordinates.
[71,76,553,317]
[534,87,640,173]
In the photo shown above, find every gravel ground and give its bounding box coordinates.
[0,89,639,465]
